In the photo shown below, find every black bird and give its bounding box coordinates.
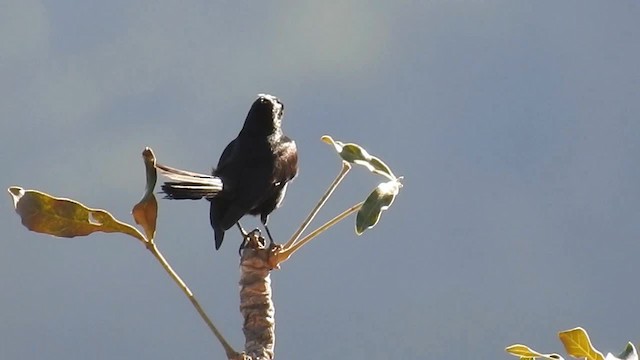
[159,94,298,251]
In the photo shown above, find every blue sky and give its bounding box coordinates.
[1,1,639,359]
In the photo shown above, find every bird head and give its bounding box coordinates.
[241,94,285,136]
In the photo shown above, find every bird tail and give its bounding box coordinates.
[156,163,223,200]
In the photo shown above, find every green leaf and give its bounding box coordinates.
[322,135,395,180]
[132,147,158,241]
[8,186,146,242]
[355,178,402,235]
[608,343,638,360]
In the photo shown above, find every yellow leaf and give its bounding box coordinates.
[8,186,146,243]
[506,344,544,357]
[506,344,564,360]
[558,327,604,360]
[132,147,158,241]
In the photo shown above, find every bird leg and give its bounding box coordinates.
[237,222,249,255]
[236,222,249,237]
[263,224,275,246]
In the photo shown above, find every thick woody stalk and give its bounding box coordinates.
[239,233,276,360]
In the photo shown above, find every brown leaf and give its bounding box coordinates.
[132,147,158,240]
[8,186,146,242]
[132,196,157,242]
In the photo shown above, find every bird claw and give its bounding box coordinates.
[238,228,265,255]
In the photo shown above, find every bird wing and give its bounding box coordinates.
[213,138,238,175]
[216,156,274,230]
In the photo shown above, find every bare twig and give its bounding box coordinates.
[146,241,240,359]
[284,162,351,248]
[275,202,363,264]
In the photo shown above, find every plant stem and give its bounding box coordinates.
[285,162,351,248]
[277,202,363,262]
[147,242,239,359]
